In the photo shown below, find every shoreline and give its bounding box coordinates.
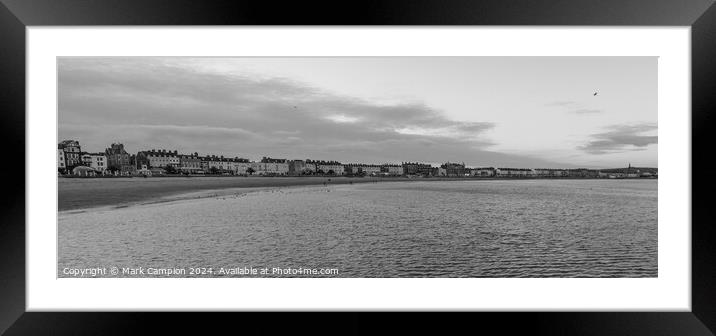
[58,175,656,212]
[59,185,292,215]
[58,176,412,212]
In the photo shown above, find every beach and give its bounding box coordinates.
[58,179,658,277]
[58,176,421,211]
[57,175,647,212]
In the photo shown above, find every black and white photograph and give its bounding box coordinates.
[57,56,658,278]
[4,0,715,333]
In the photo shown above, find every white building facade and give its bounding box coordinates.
[57,149,66,170]
[381,165,403,176]
[471,168,495,177]
[89,153,107,172]
[234,161,253,175]
[316,164,344,175]
[496,168,533,177]
[147,153,180,168]
[361,165,382,175]
[304,163,317,173]
[252,162,290,175]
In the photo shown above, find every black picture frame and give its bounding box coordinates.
[1,0,714,334]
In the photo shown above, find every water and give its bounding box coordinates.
[58,179,657,278]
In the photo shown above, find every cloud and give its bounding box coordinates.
[546,101,603,114]
[58,57,567,167]
[579,123,658,155]
[571,108,602,114]
[325,114,360,123]
[546,101,578,107]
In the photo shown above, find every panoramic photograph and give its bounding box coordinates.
[57,56,657,278]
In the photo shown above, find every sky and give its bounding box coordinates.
[58,57,657,168]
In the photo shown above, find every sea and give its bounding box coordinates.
[58,179,657,278]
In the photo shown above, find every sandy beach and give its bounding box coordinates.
[58,179,657,278]
[58,175,423,211]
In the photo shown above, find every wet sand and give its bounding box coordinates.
[58,175,613,212]
[58,179,657,277]
[58,176,419,211]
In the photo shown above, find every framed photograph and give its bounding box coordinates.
[1,0,714,334]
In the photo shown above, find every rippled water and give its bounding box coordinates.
[58,179,657,278]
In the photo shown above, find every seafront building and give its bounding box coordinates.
[57,148,66,170]
[533,168,568,177]
[496,168,534,177]
[83,153,107,172]
[80,153,92,168]
[471,167,496,177]
[308,160,345,175]
[257,157,290,175]
[567,169,600,178]
[197,155,250,174]
[441,162,468,177]
[304,162,317,173]
[233,160,253,175]
[402,162,433,176]
[363,165,383,176]
[105,143,136,175]
[202,155,228,173]
[136,149,180,171]
[381,164,403,176]
[344,164,382,176]
[178,153,202,174]
[58,140,82,169]
[57,140,657,178]
[288,160,311,175]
